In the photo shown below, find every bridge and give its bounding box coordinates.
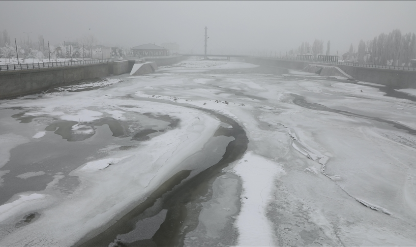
[179,54,247,60]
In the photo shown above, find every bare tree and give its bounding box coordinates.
[349,43,354,54]
[312,39,323,58]
[411,34,416,61]
[38,35,45,52]
[326,40,330,55]
[366,29,416,66]
[0,30,10,47]
[3,30,10,46]
[78,34,98,59]
[0,45,14,60]
[79,34,97,48]
[357,40,366,63]
[391,29,402,66]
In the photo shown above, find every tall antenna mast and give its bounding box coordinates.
[204,26,208,59]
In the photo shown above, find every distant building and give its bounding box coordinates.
[63,41,79,47]
[92,45,111,59]
[317,54,339,62]
[342,52,357,62]
[62,41,80,58]
[111,47,124,58]
[296,54,313,60]
[131,44,168,57]
[161,42,180,55]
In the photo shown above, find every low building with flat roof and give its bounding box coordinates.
[317,54,339,62]
[161,42,179,55]
[92,45,111,59]
[131,44,168,57]
[296,54,313,60]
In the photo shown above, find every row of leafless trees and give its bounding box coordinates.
[0,30,10,47]
[293,29,416,66]
[0,29,101,60]
[359,29,416,66]
[297,40,331,57]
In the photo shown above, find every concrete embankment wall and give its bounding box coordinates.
[130,62,157,76]
[112,60,136,75]
[336,64,416,88]
[246,57,416,88]
[0,56,184,99]
[0,63,111,99]
[304,64,353,79]
[303,64,322,74]
[246,57,308,71]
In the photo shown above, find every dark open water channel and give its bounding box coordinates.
[76,104,248,247]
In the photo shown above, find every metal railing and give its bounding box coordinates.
[0,59,111,72]
[257,56,416,71]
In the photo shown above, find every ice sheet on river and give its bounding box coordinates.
[1,58,416,245]
[0,83,220,246]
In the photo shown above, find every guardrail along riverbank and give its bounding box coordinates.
[246,57,416,88]
[0,56,185,99]
[0,59,111,72]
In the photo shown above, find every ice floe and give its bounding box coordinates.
[233,152,285,246]
[32,131,46,139]
[0,193,46,222]
[78,157,127,172]
[16,171,46,179]
[0,90,221,246]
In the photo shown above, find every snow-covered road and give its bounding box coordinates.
[1,58,416,246]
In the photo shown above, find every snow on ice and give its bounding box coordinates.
[1,58,416,246]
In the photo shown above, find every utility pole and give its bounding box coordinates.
[15,38,19,64]
[48,41,50,62]
[204,26,208,60]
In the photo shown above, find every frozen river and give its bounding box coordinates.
[1,58,416,246]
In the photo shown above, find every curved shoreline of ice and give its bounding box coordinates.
[0,100,220,246]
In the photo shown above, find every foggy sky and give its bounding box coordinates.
[1,1,415,55]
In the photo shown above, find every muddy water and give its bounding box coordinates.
[76,107,248,247]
